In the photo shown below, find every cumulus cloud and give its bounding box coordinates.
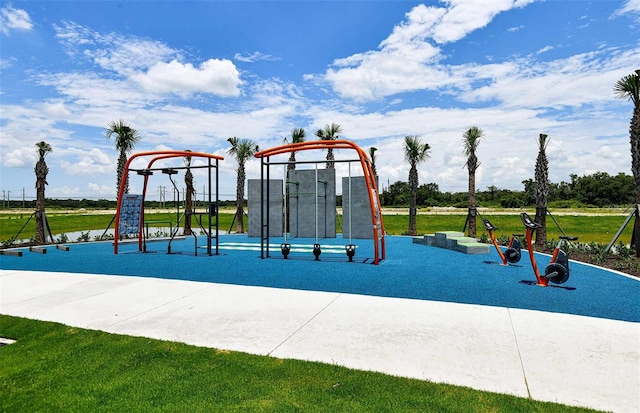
[59,148,112,176]
[0,4,33,35]
[320,0,536,101]
[597,145,617,159]
[2,147,37,168]
[41,23,245,105]
[131,59,242,97]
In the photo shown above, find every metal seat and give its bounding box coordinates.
[520,212,543,229]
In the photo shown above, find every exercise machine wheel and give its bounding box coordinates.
[545,262,569,284]
[505,247,521,264]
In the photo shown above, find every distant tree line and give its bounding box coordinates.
[379,171,635,209]
[3,171,632,210]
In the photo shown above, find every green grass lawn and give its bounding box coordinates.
[0,209,634,245]
[390,213,635,245]
[0,211,236,243]
[0,315,601,413]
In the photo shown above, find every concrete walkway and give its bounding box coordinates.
[1,269,638,413]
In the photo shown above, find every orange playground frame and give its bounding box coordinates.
[254,140,386,265]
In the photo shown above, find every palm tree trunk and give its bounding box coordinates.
[34,160,47,245]
[534,207,547,249]
[631,105,640,257]
[408,193,417,236]
[326,148,335,169]
[118,151,129,194]
[236,163,246,233]
[468,167,477,237]
[408,166,418,236]
[184,169,193,235]
[35,190,45,245]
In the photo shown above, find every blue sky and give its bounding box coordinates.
[1,0,639,202]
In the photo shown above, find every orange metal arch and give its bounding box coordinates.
[254,140,385,264]
[114,150,223,254]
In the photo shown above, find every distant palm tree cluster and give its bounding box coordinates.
[32,71,639,256]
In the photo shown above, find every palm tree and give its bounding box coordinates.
[284,128,306,171]
[104,120,141,196]
[369,147,378,176]
[183,150,195,235]
[462,126,483,237]
[534,133,550,247]
[34,141,52,245]
[403,135,431,236]
[614,69,640,257]
[315,123,342,168]
[227,137,259,233]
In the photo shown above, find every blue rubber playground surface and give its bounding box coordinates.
[1,234,638,322]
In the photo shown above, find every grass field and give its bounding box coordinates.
[0,207,634,246]
[0,315,601,413]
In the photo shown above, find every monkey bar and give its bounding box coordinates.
[254,140,385,264]
[114,150,223,255]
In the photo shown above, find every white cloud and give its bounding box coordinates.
[426,0,535,44]
[59,147,112,176]
[597,145,618,159]
[460,47,640,109]
[0,4,33,35]
[234,51,280,63]
[0,57,16,69]
[42,101,72,118]
[536,45,554,54]
[320,1,537,101]
[2,146,36,168]
[131,59,242,97]
[87,182,114,195]
[54,21,178,76]
[613,0,640,20]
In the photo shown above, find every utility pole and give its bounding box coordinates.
[158,185,166,207]
[22,187,26,208]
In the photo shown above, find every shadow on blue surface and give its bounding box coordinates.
[1,235,638,322]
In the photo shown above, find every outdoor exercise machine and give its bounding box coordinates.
[482,218,522,265]
[254,140,385,264]
[113,150,223,256]
[520,212,577,286]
